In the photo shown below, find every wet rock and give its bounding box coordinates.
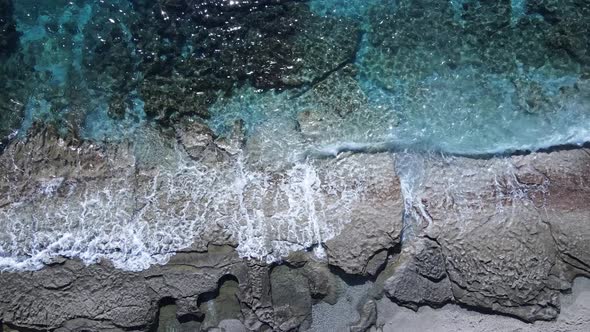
[174,117,217,159]
[404,149,590,321]
[324,153,403,276]
[363,0,461,86]
[140,76,213,125]
[305,64,365,117]
[199,276,242,330]
[512,77,556,114]
[2,124,590,329]
[270,265,312,331]
[276,4,361,87]
[133,1,359,124]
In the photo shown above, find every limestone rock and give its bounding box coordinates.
[404,149,590,321]
[384,240,453,310]
[324,153,404,275]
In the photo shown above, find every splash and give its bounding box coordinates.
[0,129,370,271]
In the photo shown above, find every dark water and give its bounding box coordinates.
[1,0,589,154]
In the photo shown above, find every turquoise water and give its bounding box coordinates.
[1,0,590,270]
[2,0,589,155]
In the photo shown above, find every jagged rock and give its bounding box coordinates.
[270,265,313,331]
[217,319,248,332]
[0,246,252,331]
[405,149,590,321]
[383,240,453,310]
[301,260,340,305]
[324,153,403,276]
[0,259,156,330]
[1,128,590,330]
[173,117,217,159]
[413,239,446,281]
[350,299,378,332]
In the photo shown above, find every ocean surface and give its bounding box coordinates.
[1,0,589,271]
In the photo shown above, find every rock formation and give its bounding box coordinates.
[1,0,590,331]
[1,125,589,330]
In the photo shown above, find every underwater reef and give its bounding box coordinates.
[1,0,590,331]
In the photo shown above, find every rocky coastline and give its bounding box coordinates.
[1,1,590,331]
[1,125,589,331]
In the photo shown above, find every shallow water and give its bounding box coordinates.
[1,0,590,270]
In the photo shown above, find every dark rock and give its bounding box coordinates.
[140,76,213,125]
[414,240,446,282]
[0,0,19,58]
[198,275,242,330]
[384,241,453,310]
[270,265,312,331]
[174,116,215,159]
[132,1,359,124]
[301,260,339,305]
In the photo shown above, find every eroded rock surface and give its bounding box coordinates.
[0,130,589,330]
[398,149,590,321]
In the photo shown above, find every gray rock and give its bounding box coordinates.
[217,319,247,332]
[349,299,378,332]
[383,241,453,310]
[270,265,313,331]
[1,123,590,330]
[324,153,404,275]
[402,149,590,321]
[301,260,340,305]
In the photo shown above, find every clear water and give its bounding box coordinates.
[1,0,590,270]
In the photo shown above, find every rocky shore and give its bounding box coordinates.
[0,125,589,331]
[1,0,590,331]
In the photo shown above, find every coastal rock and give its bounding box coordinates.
[1,129,590,329]
[383,240,453,310]
[0,124,404,271]
[270,265,313,331]
[350,299,378,332]
[403,149,590,321]
[322,153,403,275]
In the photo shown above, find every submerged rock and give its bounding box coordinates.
[0,0,18,58]
[132,0,360,124]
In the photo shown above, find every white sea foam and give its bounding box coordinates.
[0,131,369,271]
